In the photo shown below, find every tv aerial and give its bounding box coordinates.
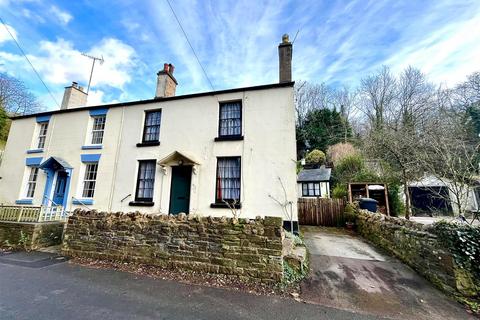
[81,52,104,94]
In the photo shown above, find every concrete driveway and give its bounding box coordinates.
[300,226,475,320]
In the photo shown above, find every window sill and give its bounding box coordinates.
[210,202,242,209]
[214,135,244,142]
[15,199,33,205]
[26,149,44,154]
[72,199,94,205]
[81,145,103,150]
[136,141,160,147]
[129,201,155,207]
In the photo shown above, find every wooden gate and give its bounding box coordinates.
[298,198,346,227]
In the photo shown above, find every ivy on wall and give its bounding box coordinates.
[433,221,480,277]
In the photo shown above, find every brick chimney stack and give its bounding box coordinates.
[61,81,88,110]
[278,34,292,83]
[155,63,178,98]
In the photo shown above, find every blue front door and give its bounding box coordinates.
[52,171,68,205]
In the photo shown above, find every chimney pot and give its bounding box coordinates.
[61,81,88,110]
[156,63,178,98]
[278,34,292,83]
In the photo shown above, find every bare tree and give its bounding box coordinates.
[294,81,332,127]
[358,66,397,130]
[420,88,480,220]
[332,86,358,142]
[366,127,425,219]
[454,72,480,106]
[397,67,435,129]
[362,66,435,219]
[0,73,42,115]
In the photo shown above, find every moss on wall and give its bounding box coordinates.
[0,221,64,250]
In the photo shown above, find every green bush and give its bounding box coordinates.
[305,149,326,165]
[387,184,405,217]
[332,154,380,186]
[344,202,357,223]
[332,184,347,199]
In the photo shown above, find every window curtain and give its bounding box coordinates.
[219,102,241,136]
[137,161,156,199]
[216,158,241,201]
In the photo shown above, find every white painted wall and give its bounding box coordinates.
[296,182,330,198]
[0,86,297,221]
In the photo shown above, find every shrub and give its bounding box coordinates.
[344,202,357,223]
[326,142,357,165]
[387,184,405,217]
[305,149,326,165]
[332,184,347,199]
[333,154,379,184]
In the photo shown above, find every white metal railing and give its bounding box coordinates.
[39,205,69,222]
[0,204,70,222]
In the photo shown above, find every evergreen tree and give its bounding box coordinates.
[299,108,352,154]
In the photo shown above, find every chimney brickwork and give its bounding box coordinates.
[156,63,178,98]
[278,34,292,83]
[61,82,88,110]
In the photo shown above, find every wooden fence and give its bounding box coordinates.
[298,197,346,227]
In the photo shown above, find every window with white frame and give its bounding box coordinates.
[82,163,98,198]
[91,115,106,145]
[26,167,39,198]
[37,122,48,149]
[302,182,321,197]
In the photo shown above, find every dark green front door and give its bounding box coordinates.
[169,166,192,215]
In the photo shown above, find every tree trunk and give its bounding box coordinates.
[403,180,412,220]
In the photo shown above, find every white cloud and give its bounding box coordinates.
[27,38,137,90]
[50,5,73,25]
[21,8,46,23]
[384,16,480,86]
[0,23,17,43]
[87,89,105,106]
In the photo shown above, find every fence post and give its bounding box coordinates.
[17,206,24,222]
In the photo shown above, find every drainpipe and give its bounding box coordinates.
[107,106,125,211]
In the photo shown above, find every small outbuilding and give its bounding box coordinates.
[348,182,390,215]
[297,165,331,198]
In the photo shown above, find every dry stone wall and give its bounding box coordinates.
[63,210,285,282]
[356,210,479,302]
[0,221,64,250]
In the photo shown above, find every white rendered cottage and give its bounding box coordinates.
[0,36,298,230]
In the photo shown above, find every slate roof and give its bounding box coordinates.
[39,156,73,170]
[297,165,331,182]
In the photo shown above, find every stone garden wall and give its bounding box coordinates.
[356,210,479,303]
[63,210,285,282]
[0,221,64,250]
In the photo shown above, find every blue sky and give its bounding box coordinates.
[0,0,479,110]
